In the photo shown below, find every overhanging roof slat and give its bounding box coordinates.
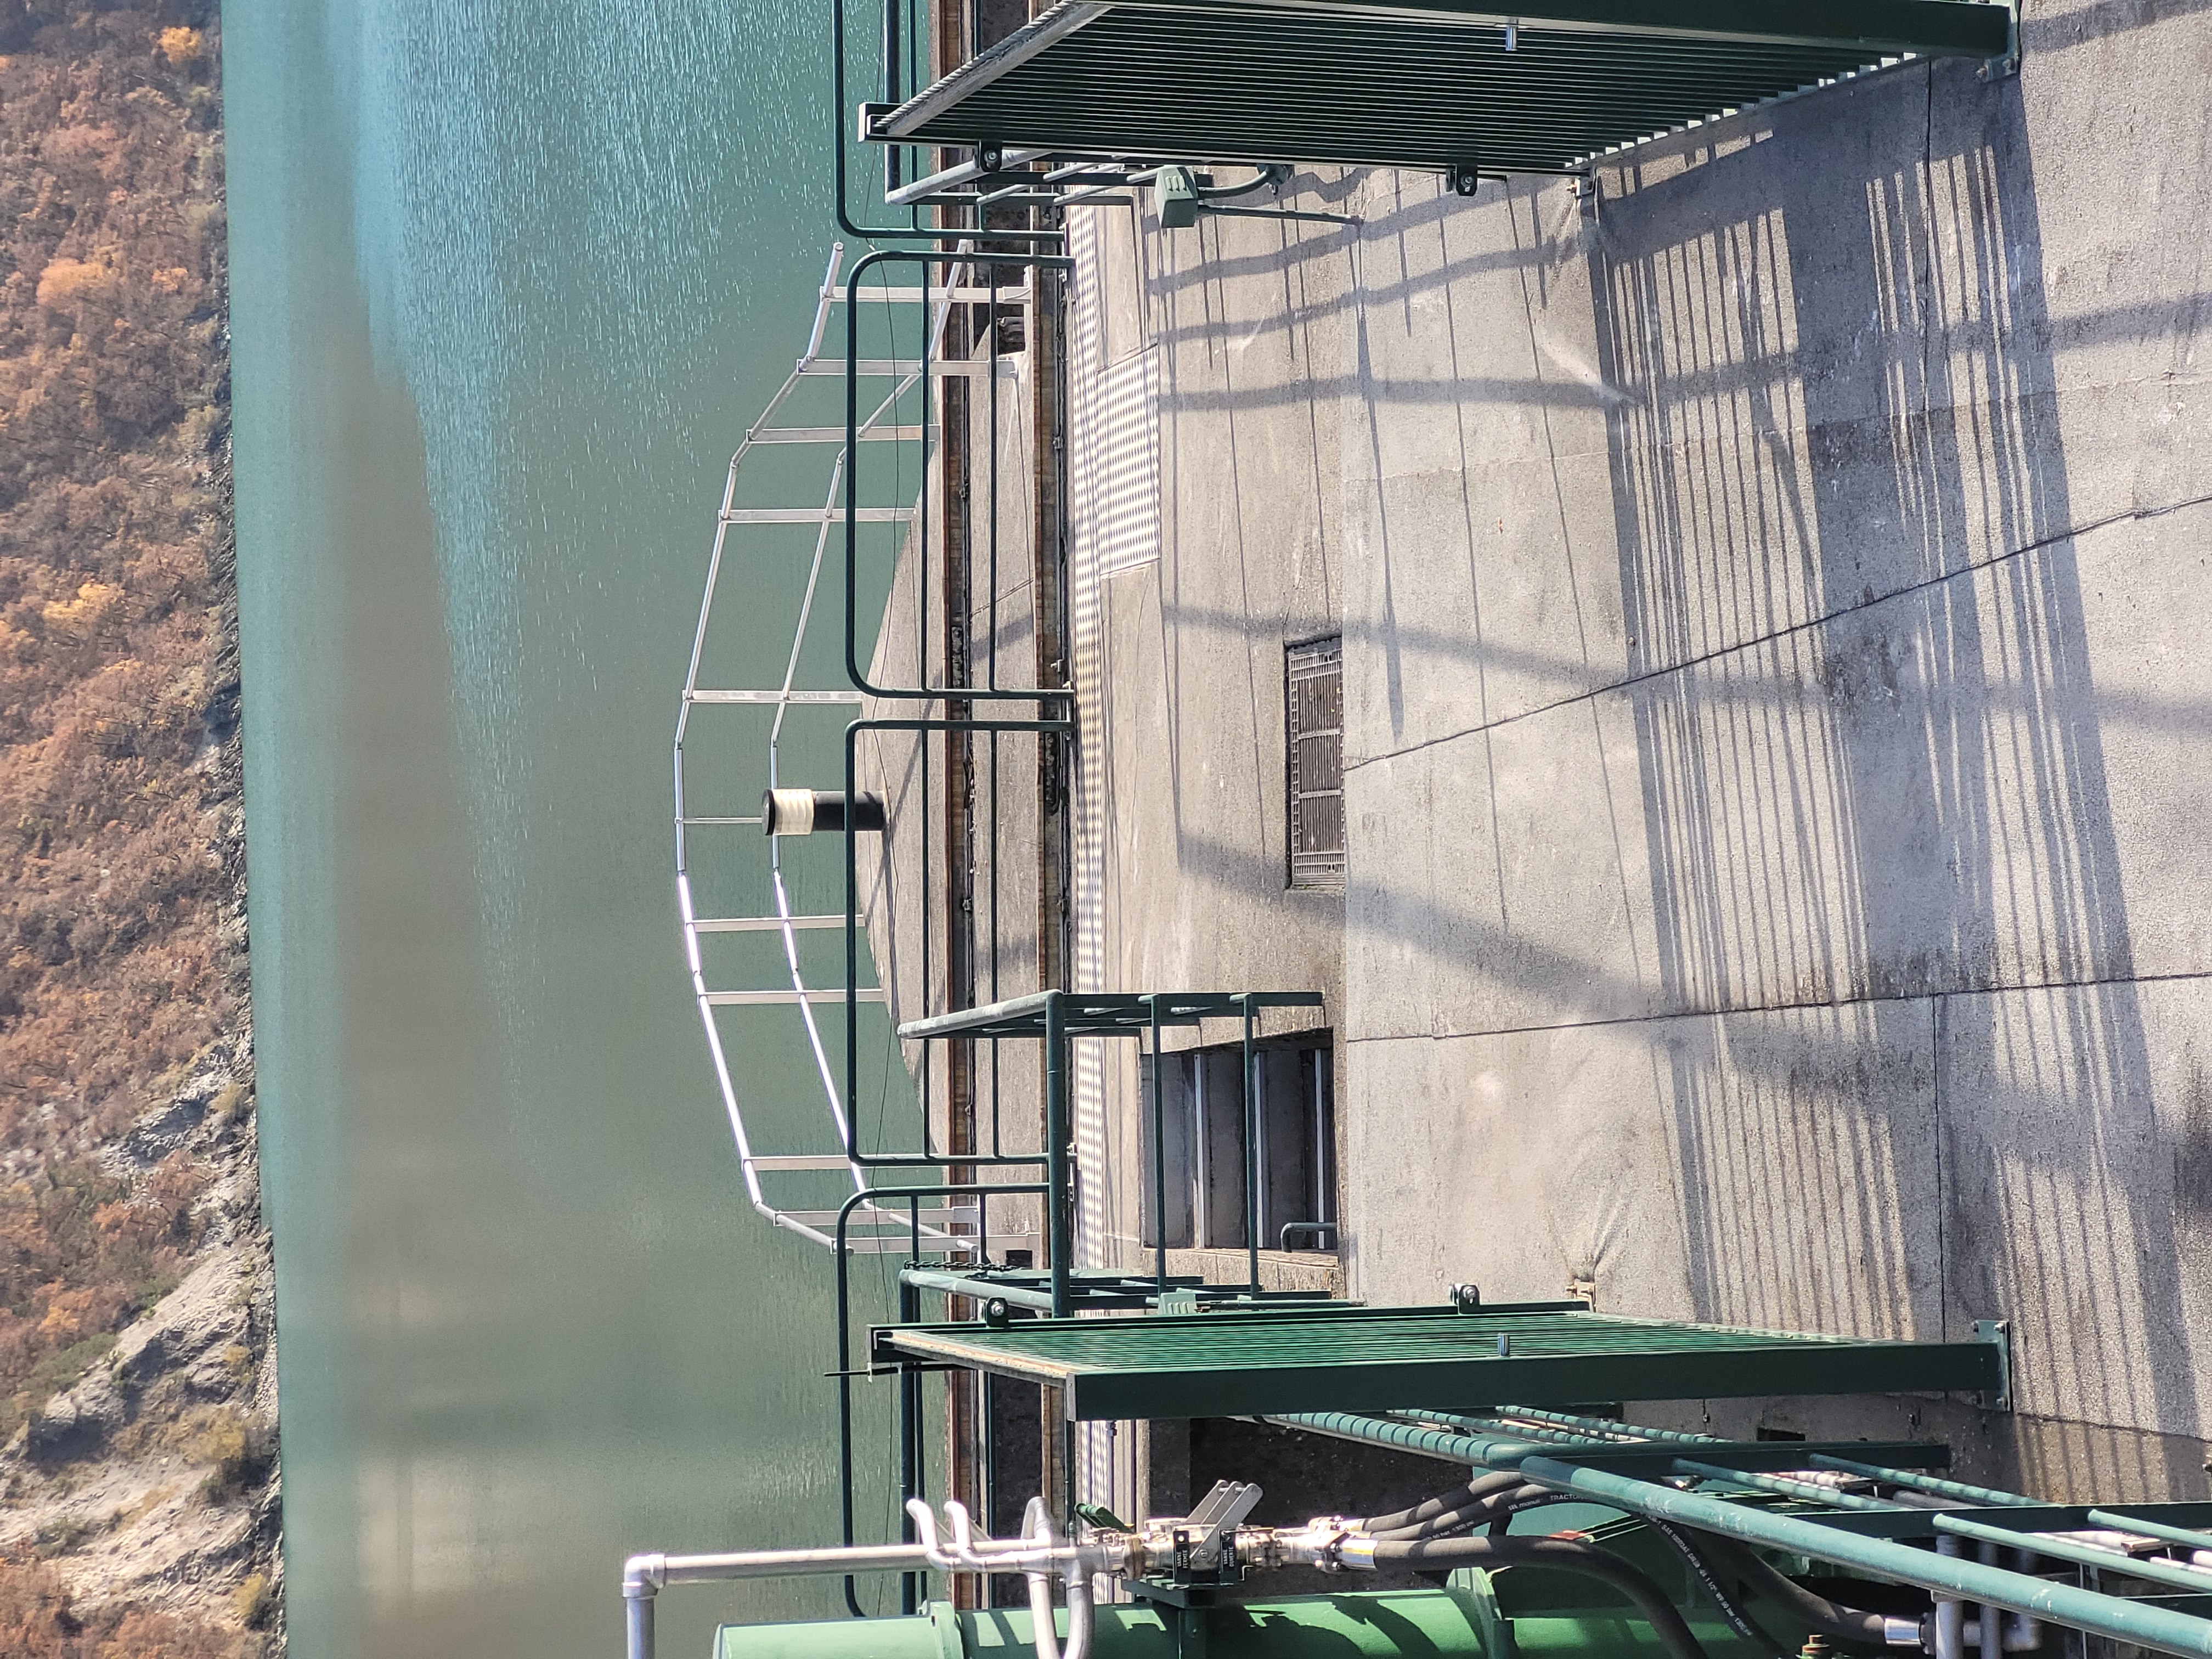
[873,0,2012,176]
[872,1304,2010,1420]
[1094,0,2008,54]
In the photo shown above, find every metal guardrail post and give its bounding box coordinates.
[899,1248,924,1615]
[1240,995,1260,1296]
[1149,995,1167,1294]
[1045,990,1071,1318]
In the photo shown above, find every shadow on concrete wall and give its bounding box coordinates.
[1588,63,2198,1492]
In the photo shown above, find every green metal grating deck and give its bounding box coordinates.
[873,1301,2008,1420]
[869,0,2016,178]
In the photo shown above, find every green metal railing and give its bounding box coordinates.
[1265,1408,2212,1659]
[891,989,1328,1315]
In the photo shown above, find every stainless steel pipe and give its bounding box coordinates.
[623,1543,931,1659]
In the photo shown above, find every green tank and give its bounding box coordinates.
[715,1589,1757,1659]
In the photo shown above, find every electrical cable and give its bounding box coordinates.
[1358,1472,1530,1534]
[1681,1532,1896,1648]
[1645,1519,1772,1649]
[1372,1485,1565,1540]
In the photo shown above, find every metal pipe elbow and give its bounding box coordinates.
[623,1553,669,1598]
[1062,1566,1096,1659]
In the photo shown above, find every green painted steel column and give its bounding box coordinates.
[1045,989,1070,1318]
[1149,995,1167,1293]
[1240,997,1260,1295]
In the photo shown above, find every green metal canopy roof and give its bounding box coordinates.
[873,1301,2010,1420]
[871,0,2015,177]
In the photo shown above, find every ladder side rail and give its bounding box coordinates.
[758,260,964,1205]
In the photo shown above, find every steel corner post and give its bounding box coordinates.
[1239,996,1260,1297]
[1149,996,1167,1294]
[1045,989,1071,1318]
[624,1553,664,1659]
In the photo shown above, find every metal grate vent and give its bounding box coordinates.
[1288,637,1344,891]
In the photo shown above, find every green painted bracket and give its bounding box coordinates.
[1973,1319,2012,1411]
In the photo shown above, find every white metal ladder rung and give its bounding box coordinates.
[748,1154,861,1170]
[782,1207,985,1227]
[840,1235,1032,1255]
[683,690,864,704]
[750,425,926,444]
[828,285,1032,305]
[799,358,1017,380]
[692,916,844,933]
[719,506,913,525]
[705,989,890,1006]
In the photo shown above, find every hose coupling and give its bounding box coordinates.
[1273,1521,1373,1572]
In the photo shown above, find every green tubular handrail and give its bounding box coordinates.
[1668,1458,1897,1514]
[1931,1511,2212,1599]
[1260,1412,2212,1659]
[2089,1510,2212,1555]
[1810,1454,2043,1509]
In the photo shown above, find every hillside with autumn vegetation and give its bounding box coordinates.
[0,2,278,1651]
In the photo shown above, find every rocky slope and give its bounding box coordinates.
[0,1029,280,1643]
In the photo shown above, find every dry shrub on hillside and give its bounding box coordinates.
[0,1558,256,1656]
[0,0,236,1431]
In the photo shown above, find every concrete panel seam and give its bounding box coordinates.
[1344,488,2212,775]
[1338,962,2212,1043]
